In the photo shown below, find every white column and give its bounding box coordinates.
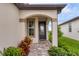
[46,19,48,40]
[52,18,58,47]
[35,17,39,43]
[25,19,27,36]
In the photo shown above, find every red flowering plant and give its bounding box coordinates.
[18,36,32,56]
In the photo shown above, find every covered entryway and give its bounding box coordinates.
[18,4,66,47]
[20,14,58,47]
[18,3,66,47]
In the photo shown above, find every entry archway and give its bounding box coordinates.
[20,14,58,47]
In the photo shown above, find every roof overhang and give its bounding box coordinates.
[59,16,79,26]
[14,3,66,10]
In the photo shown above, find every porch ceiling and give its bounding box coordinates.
[26,15,51,18]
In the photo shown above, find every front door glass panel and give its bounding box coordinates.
[39,21,46,40]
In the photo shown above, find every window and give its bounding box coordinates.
[40,23,45,35]
[27,18,35,37]
[69,23,72,32]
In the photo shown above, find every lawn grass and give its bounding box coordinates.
[59,36,79,55]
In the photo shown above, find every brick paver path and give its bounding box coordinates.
[28,41,51,56]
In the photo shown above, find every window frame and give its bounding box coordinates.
[69,22,72,32]
[27,18,35,37]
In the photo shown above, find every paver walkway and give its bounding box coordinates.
[28,41,51,56]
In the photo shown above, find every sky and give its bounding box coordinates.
[58,3,79,24]
[49,3,79,30]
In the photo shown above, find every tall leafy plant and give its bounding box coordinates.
[48,26,63,43]
[58,26,63,38]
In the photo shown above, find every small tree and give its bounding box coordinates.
[58,26,63,38]
[48,31,52,43]
[48,26,63,43]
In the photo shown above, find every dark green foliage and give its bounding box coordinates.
[48,46,68,56]
[48,31,52,43]
[48,26,63,43]
[48,46,76,56]
[58,26,63,38]
[0,47,22,56]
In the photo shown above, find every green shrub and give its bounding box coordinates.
[48,26,63,43]
[0,47,22,56]
[48,31,52,43]
[48,46,68,56]
[48,46,77,56]
[58,26,63,38]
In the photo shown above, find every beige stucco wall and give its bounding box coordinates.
[60,19,79,40]
[0,3,24,51]
[20,10,57,19]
